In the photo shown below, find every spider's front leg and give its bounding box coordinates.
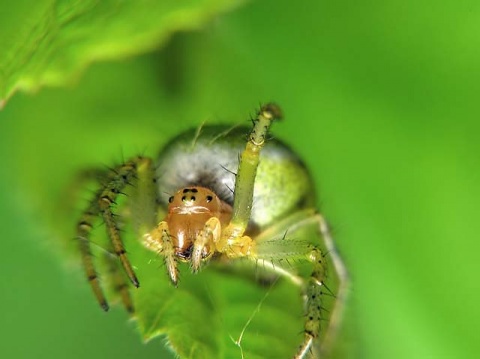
[253,210,349,358]
[295,214,350,359]
[295,246,328,359]
[191,217,221,272]
[143,222,179,285]
[217,103,282,255]
[191,216,253,272]
[77,156,156,311]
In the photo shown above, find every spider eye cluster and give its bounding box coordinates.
[181,188,198,203]
[168,187,217,206]
[183,188,198,193]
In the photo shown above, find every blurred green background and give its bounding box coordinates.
[1,0,479,358]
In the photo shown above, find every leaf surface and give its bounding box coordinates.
[0,0,245,105]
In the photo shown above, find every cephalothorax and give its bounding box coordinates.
[162,187,232,262]
[76,104,348,358]
[144,186,234,284]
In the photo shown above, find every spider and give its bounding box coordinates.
[76,103,349,358]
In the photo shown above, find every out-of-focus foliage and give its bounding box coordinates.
[0,0,245,105]
[1,0,480,358]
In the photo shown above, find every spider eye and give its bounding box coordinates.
[168,196,174,203]
[206,195,213,202]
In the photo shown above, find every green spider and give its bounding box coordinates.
[76,104,349,358]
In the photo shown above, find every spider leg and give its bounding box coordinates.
[314,213,350,356]
[191,216,221,272]
[103,250,134,313]
[294,214,349,359]
[252,209,349,359]
[218,103,282,251]
[77,203,108,310]
[294,246,327,359]
[143,221,178,285]
[77,156,154,311]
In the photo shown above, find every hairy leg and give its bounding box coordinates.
[76,156,155,311]
[218,103,282,252]
[252,210,349,358]
[143,221,178,285]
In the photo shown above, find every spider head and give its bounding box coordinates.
[166,187,232,260]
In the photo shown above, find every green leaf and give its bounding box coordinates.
[131,255,305,359]
[0,0,245,106]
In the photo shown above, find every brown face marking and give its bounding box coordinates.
[164,186,232,260]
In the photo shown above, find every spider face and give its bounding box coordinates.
[75,103,348,359]
[165,187,232,261]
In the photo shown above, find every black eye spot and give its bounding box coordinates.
[191,188,198,193]
[183,188,189,193]
[168,196,174,203]
[181,196,186,201]
[206,195,213,202]
[191,196,196,201]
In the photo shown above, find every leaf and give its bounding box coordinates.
[0,0,246,106]
[128,241,307,359]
